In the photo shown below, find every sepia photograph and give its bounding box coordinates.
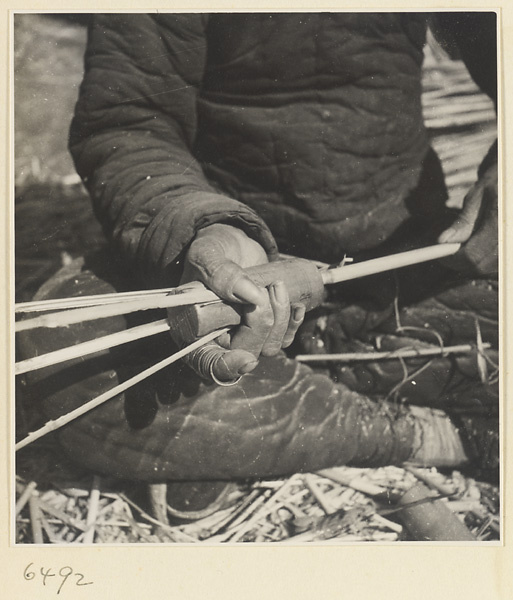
[13,11,500,546]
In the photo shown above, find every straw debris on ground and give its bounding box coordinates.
[16,437,500,544]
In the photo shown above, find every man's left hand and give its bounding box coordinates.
[438,161,498,277]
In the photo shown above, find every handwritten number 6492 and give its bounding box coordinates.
[23,563,93,594]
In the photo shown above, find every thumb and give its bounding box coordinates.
[186,343,258,384]
[213,349,259,381]
[438,185,484,244]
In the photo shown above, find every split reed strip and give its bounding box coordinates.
[372,513,403,534]
[83,476,101,544]
[317,469,387,497]
[39,512,57,543]
[15,287,219,331]
[320,243,460,285]
[423,100,495,118]
[304,474,334,515]
[16,285,181,313]
[15,481,38,516]
[296,342,490,363]
[422,84,483,101]
[442,151,493,172]
[207,494,272,543]
[404,465,455,497]
[116,493,187,542]
[423,92,494,110]
[228,476,301,543]
[15,327,229,451]
[424,109,496,129]
[15,318,170,375]
[194,490,266,538]
[445,169,483,189]
[434,133,496,158]
[28,494,44,544]
[37,498,86,532]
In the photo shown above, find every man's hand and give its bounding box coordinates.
[169,224,306,382]
[438,161,498,277]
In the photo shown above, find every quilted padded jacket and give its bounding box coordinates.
[69,12,496,287]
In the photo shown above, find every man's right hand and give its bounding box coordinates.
[168,224,306,382]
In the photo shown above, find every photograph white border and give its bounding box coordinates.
[2,2,511,598]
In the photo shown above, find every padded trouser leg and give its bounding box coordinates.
[17,256,472,482]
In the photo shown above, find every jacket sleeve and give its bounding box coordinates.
[69,13,278,287]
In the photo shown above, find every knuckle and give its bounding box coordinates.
[210,263,231,287]
[260,312,275,328]
[187,238,211,265]
[294,315,305,328]
[454,216,473,231]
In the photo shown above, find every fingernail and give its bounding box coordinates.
[232,281,264,304]
[231,282,250,303]
[232,291,248,303]
[272,281,287,304]
[439,228,455,243]
[293,305,306,322]
[238,361,258,375]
